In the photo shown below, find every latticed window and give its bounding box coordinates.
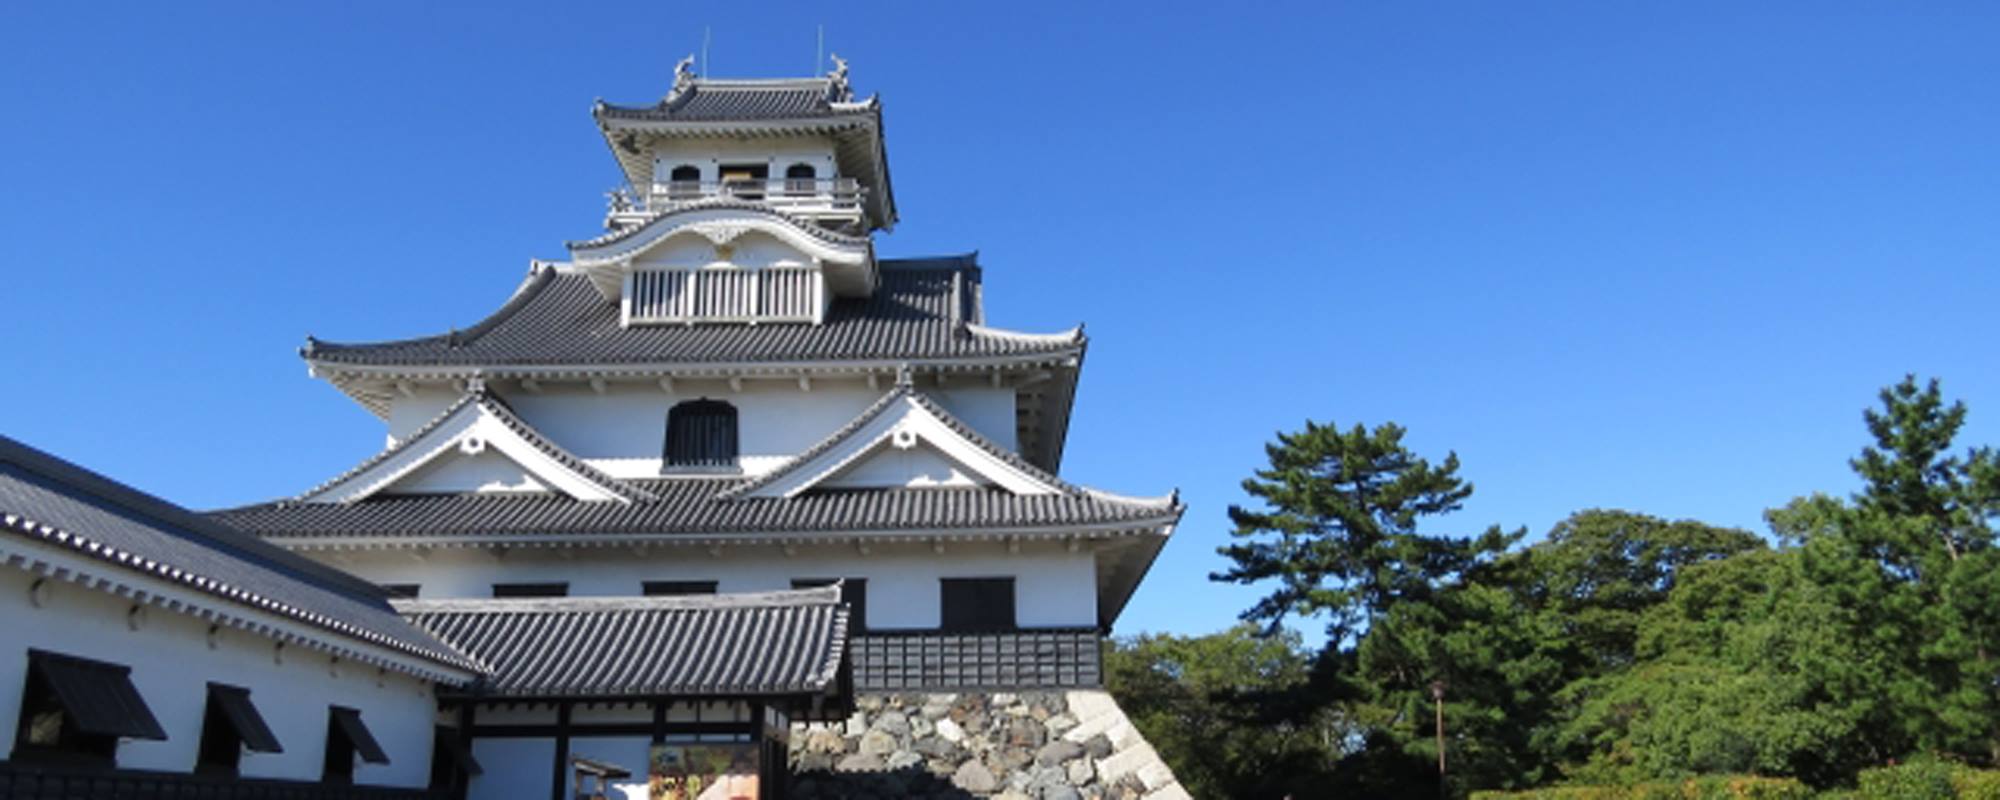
[665,399,738,468]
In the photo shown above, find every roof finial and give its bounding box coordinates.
[671,54,697,98]
[826,52,851,101]
[894,363,914,389]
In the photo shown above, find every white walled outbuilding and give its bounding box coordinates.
[0,559,444,787]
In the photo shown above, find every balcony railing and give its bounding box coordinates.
[850,629,1103,691]
[607,177,864,219]
[625,267,822,325]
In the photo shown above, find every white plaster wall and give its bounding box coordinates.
[395,449,549,494]
[384,382,1019,480]
[650,137,838,186]
[821,443,986,489]
[632,231,812,270]
[327,539,1099,629]
[0,566,438,787]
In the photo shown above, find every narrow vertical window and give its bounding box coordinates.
[664,399,738,468]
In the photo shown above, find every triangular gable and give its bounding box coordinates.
[298,389,648,505]
[724,384,1076,500]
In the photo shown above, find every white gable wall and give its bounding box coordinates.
[384,381,1018,481]
[322,539,1098,630]
[819,442,988,489]
[394,448,551,494]
[0,565,439,787]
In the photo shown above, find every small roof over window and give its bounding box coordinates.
[209,683,283,753]
[330,707,391,764]
[28,650,167,741]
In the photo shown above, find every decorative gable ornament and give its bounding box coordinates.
[726,384,1075,500]
[297,390,648,505]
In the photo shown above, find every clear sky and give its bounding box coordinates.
[4,2,1997,640]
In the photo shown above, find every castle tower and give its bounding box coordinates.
[218,59,1190,800]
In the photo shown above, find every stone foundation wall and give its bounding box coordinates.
[789,691,1188,800]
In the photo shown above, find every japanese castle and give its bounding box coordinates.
[0,59,1189,800]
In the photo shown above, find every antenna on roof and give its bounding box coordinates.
[816,24,824,74]
[701,26,711,76]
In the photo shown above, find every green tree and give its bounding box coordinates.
[1212,420,1516,644]
[1104,625,1341,800]
[1556,548,1892,787]
[1212,420,1518,796]
[1773,375,2000,764]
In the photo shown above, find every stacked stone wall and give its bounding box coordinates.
[789,691,1188,800]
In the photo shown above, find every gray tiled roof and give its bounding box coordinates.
[214,480,1177,541]
[0,436,479,675]
[595,78,872,124]
[302,258,1082,370]
[396,587,848,697]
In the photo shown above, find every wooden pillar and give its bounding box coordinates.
[456,704,477,800]
[552,704,576,800]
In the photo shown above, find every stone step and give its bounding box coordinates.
[1064,690,1123,725]
[1060,709,1122,744]
[1106,719,1144,751]
[1095,740,1162,784]
[1143,781,1194,800]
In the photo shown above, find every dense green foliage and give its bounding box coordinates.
[1108,377,2000,797]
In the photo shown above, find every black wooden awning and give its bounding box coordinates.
[208,683,282,753]
[29,650,166,740]
[331,707,390,764]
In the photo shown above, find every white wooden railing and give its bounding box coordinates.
[608,177,864,217]
[625,268,822,324]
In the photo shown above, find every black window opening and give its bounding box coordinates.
[794,578,868,632]
[196,683,283,776]
[12,649,166,765]
[643,580,719,596]
[428,726,482,791]
[323,707,390,784]
[718,163,768,199]
[940,578,1016,633]
[784,162,817,195]
[667,164,702,199]
[492,582,568,598]
[380,583,420,599]
[664,399,738,468]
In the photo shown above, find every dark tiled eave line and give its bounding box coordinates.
[399,588,849,697]
[0,511,483,676]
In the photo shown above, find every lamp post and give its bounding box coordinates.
[1431,679,1447,798]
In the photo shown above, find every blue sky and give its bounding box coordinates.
[4,2,1997,640]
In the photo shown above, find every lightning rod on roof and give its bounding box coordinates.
[816,24,824,75]
[701,26,711,76]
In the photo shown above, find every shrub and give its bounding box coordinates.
[1859,761,1958,800]
[1950,767,2000,800]
[1469,776,1810,800]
